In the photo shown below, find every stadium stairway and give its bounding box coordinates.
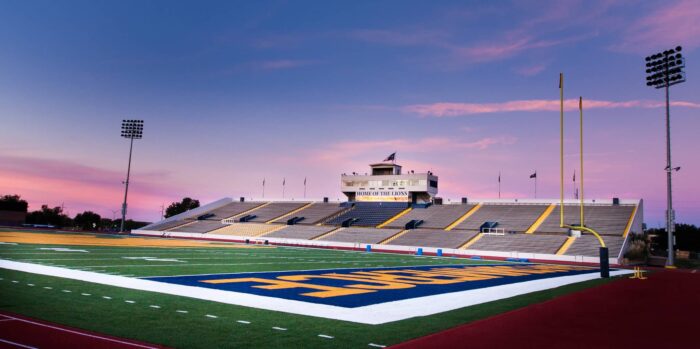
[454,204,549,233]
[376,207,413,228]
[525,203,556,234]
[445,203,483,231]
[378,229,410,245]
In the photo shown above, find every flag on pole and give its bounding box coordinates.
[263,178,266,186]
[559,73,563,88]
[383,152,396,162]
[304,177,307,185]
[530,172,537,179]
[498,172,501,183]
[579,96,583,110]
[573,170,576,182]
[283,178,285,186]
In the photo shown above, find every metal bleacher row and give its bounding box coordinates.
[145,200,637,258]
[455,204,548,232]
[386,204,475,229]
[325,202,408,227]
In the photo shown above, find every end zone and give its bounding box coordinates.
[0,259,632,324]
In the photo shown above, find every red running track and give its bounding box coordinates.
[392,269,700,349]
[0,312,167,349]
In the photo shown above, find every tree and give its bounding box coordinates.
[25,205,72,227]
[0,194,28,212]
[648,223,700,253]
[73,211,102,231]
[165,197,200,218]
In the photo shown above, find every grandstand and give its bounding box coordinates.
[264,225,336,240]
[467,233,569,255]
[270,202,346,225]
[385,204,475,229]
[455,204,549,232]
[389,229,479,248]
[208,223,284,237]
[136,160,643,264]
[317,227,402,244]
[169,220,226,233]
[239,202,309,223]
[564,235,626,257]
[536,204,636,235]
[324,202,409,227]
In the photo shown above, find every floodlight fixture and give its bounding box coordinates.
[119,119,145,232]
[644,46,687,267]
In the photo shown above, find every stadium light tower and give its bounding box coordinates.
[645,46,686,267]
[120,120,144,233]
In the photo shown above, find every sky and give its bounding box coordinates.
[0,0,698,226]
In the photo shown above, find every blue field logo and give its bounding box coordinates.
[146,264,599,307]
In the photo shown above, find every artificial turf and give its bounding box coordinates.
[0,231,617,348]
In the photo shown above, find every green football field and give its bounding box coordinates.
[0,231,615,348]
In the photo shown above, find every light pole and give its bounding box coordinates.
[645,46,686,267]
[120,119,144,233]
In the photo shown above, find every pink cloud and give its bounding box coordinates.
[404,99,700,117]
[0,155,181,222]
[515,63,547,76]
[310,136,517,162]
[615,0,700,52]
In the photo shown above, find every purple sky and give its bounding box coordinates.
[0,0,698,226]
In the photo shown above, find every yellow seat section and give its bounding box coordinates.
[209,223,285,237]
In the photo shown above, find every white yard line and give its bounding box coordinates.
[176,310,188,314]
[236,320,251,324]
[205,314,217,318]
[368,343,386,348]
[272,327,287,331]
[318,334,334,339]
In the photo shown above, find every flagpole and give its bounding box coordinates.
[262,179,265,198]
[535,172,538,199]
[304,177,307,198]
[498,171,501,199]
[559,73,565,228]
[580,96,585,227]
[282,178,285,199]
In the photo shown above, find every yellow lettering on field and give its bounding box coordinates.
[279,274,415,290]
[200,277,374,298]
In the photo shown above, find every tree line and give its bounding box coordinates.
[0,194,200,231]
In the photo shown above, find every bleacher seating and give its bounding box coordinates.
[455,204,548,232]
[467,233,568,254]
[200,202,264,220]
[325,202,408,227]
[389,229,478,248]
[270,203,346,225]
[208,223,284,237]
[264,225,336,240]
[244,202,310,223]
[564,235,626,257]
[386,204,475,229]
[169,220,226,233]
[148,219,194,231]
[319,227,401,244]
[536,204,635,235]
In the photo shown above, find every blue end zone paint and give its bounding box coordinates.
[145,264,603,308]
